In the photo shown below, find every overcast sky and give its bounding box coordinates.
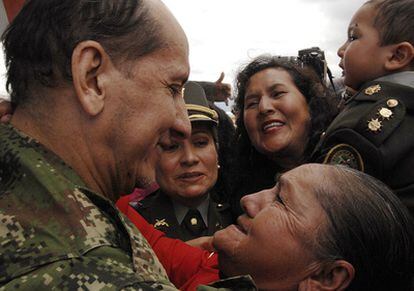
[0,0,365,99]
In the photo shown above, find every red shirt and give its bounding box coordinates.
[116,194,220,290]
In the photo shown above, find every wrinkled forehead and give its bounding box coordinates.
[285,164,330,186]
[282,164,330,217]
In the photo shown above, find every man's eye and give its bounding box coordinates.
[159,143,179,152]
[169,85,183,97]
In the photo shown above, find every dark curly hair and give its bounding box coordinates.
[229,55,338,216]
[1,0,164,105]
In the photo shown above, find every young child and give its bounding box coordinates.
[313,0,414,215]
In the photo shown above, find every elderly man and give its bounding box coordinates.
[0,0,191,289]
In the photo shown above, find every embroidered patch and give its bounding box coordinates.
[364,84,381,95]
[323,144,364,171]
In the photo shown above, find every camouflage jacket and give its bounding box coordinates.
[0,124,177,290]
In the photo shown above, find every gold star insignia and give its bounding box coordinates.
[364,84,381,95]
[378,107,393,119]
[368,118,382,132]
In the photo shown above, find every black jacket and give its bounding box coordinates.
[132,189,233,241]
[312,78,414,216]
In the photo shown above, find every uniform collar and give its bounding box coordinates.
[376,71,414,89]
[173,195,210,226]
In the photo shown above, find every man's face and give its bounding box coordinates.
[104,1,191,195]
[213,164,327,290]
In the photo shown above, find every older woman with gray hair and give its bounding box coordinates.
[213,164,414,290]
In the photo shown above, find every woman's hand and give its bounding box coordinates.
[186,236,215,252]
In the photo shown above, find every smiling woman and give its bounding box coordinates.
[229,55,338,217]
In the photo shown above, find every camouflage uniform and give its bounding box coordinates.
[0,124,177,290]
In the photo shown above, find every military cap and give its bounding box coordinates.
[184,81,218,126]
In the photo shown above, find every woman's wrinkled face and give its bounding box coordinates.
[156,122,218,207]
[213,164,327,290]
[243,68,311,164]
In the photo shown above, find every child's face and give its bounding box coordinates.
[337,3,390,90]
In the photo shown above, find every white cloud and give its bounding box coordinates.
[163,0,364,85]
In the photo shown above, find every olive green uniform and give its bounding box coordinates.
[312,72,414,215]
[197,275,257,291]
[132,189,233,241]
[0,124,176,290]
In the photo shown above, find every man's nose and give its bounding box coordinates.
[171,97,191,140]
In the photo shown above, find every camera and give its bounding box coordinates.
[297,47,327,83]
[273,47,337,95]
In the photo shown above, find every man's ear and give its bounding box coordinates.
[71,40,110,116]
[385,41,414,71]
[298,260,355,291]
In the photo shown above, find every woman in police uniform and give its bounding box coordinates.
[132,82,232,241]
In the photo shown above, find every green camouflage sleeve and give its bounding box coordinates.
[0,246,177,291]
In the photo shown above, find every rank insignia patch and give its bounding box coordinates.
[323,144,364,171]
[386,98,399,108]
[154,218,169,228]
[378,107,393,119]
[368,118,382,133]
[364,84,381,95]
